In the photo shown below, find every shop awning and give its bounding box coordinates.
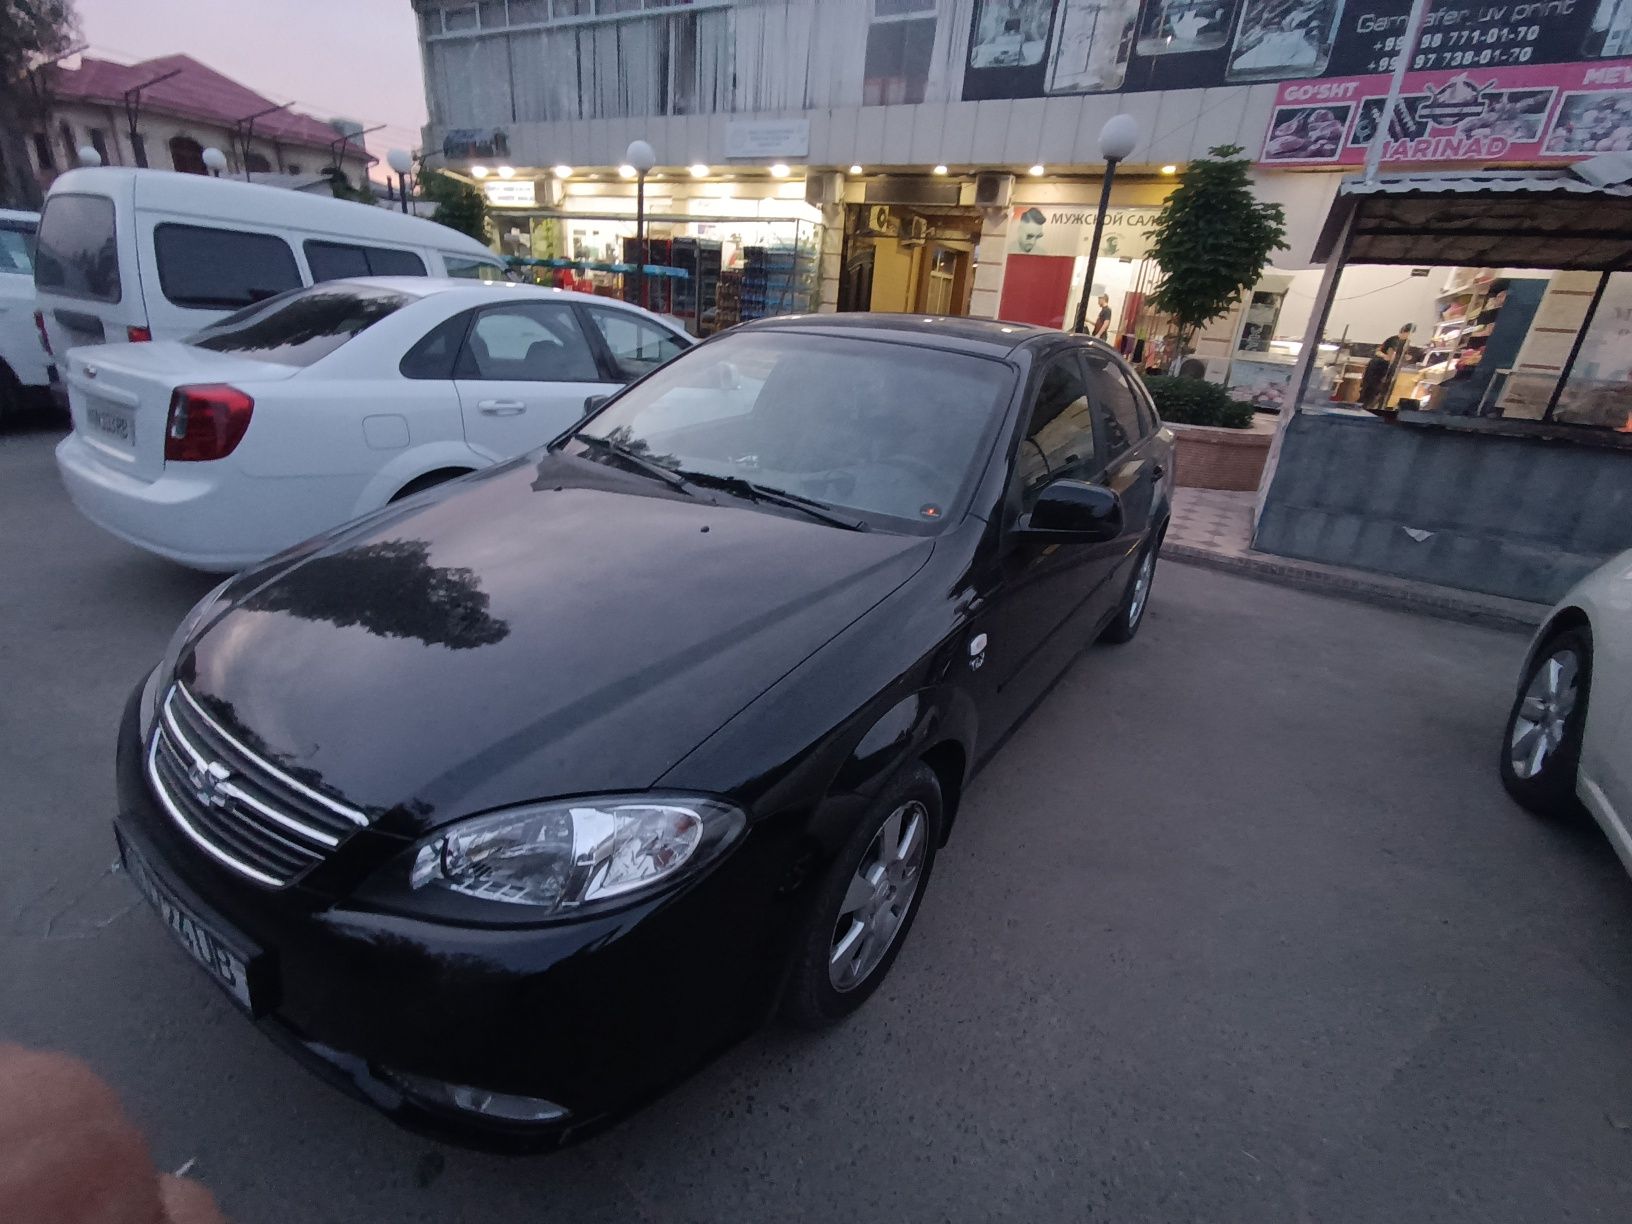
[1311,171,1632,272]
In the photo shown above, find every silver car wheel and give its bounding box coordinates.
[828,800,927,992]
[1127,550,1155,629]
[1509,649,1580,780]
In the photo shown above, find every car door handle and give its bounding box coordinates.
[477,400,527,416]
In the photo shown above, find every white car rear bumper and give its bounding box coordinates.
[56,432,317,572]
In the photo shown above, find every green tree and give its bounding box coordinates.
[0,0,79,208]
[322,165,377,204]
[417,165,490,244]
[1146,144,1287,375]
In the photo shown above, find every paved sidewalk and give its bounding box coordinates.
[1165,487,1549,633]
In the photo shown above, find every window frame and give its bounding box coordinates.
[1012,349,1099,509]
[455,300,607,383]
[33,192,121,304]
[577,304,688,383]
[303,238,428,282]
[401,308,477,380]
[1085,353,1146,466]
[152,222,302,311]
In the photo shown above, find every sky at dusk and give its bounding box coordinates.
[74,0,430,162]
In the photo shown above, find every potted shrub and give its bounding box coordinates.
[1143,374,1270,492]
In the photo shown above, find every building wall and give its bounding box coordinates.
[24,102,370,187]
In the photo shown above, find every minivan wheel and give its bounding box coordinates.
[1500,625,1592,819]
[781,762,942,1029]
[1100,537,1158,644]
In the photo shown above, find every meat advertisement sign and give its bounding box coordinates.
[1260,59,1632,164]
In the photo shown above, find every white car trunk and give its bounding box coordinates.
[64,342,299,482]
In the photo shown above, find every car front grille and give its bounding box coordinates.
[145,683,369,887]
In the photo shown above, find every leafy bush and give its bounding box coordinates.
[1142,375,1255,429]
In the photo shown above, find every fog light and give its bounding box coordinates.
[386,1069,569,1123]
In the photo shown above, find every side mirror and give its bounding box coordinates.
[1022,479,1123,541]
[582,394,610,416]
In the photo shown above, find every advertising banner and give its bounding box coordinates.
[1006,203,1167,257]
[1260,59,1632,163]
[963,0,1632,101]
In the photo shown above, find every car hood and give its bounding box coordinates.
[180,453,933,834]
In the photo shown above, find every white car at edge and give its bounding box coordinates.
[55,278,691,571]
[0,208,50,422]
[1500,550,1632,871]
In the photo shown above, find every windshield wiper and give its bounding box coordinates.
[575,434,694,495]
[676,470,869,531]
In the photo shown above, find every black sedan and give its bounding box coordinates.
[113,314,1176,1148]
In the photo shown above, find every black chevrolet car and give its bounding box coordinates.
[114,314,1175,1148]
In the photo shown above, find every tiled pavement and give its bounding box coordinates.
[1163,487,1547,633]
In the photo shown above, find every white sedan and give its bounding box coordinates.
[1501,551,1632,871]
[55,279,691,571]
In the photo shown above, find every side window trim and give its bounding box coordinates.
[401,306,477,380]
[573,303,626,383]
[576,304,687,384]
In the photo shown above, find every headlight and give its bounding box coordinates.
[408,796,745,913]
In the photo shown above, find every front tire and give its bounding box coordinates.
[1500,625,1592,819]
[781,762,942,1029]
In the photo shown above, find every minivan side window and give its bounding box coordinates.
[154,223,302,310]
[304,240,427,282]
[34,194,120,302]
[443,255,502,281]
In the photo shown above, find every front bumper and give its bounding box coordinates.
[112,683,787,1150]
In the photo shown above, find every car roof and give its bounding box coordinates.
[735,312,1083,359]
[316,277,676,316]
[45,168,499,258]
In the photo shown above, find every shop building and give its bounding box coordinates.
[414,1,1632,395]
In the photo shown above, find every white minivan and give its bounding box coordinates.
[32,168,504,394]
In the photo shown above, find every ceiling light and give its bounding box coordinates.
[553,164,573,178]
[618,164,636,178]
[470,165,489,178]
[1161,164,1178,174]
[769,163,791,178]
[689,163,709,177]
[932,164,949,175]
[849,164,863,175]
[1029,164,1045,176]
[496,165,515,179]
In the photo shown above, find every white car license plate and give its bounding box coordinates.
[122,837,258,1012]
[86,405,133,445]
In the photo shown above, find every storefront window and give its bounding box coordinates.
[1553,273,1632,430]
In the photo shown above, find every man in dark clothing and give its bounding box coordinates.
[1359,323,1412,409]
[1092,293,1113,339]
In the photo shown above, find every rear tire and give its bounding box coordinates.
[1500,625,1592,819]
[389,468,470,503]
[1100,534,1159,644]
[0,363,19,428]
[781,762,942,1030]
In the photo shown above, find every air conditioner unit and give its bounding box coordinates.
[804,171,844,206]
[900,215,929,248]
[974,172,1014,209]
[859,205,898,236]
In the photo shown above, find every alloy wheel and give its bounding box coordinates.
[828,800,927,992]
[1127,550,1154,628]
[1509,649,1579,780]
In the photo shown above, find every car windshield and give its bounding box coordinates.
[571,330,1015,533]
[185,284,412,368]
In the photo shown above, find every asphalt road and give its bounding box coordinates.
[5,413,1632,1223]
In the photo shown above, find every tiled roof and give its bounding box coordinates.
[46,54,370,159]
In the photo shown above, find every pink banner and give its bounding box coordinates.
[1260,59,1632,166]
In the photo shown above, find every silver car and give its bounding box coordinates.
[1501,550,1632,870]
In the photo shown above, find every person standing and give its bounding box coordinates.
[1092,292,1113,339]
[1359,323,1413,409]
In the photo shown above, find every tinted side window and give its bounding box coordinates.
[1087,358,1144,462]
[186,285,410,367]
[1017,354,1094,500]
[155,224,301,310]
[34,194,120,302]
[585,308,687,380]
[458,303,601,382]
[401,310,471,379]
[305,239,427,282]
[443,255,502,281]
[1129,371,1159,435]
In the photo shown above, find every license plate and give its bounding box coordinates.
[121,836,258,1012]
[86,405,133,445]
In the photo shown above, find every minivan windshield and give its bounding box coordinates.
[572,330,1015,533]
[186,284,412,368]
[34,194,119,302]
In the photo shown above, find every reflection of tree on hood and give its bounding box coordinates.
[245,540,509,650]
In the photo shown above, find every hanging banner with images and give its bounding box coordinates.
[1259,59,1632,164]
[963,0,1632,101]
[1006,203,1166,258]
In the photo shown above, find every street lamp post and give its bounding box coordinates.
[387,148,413,214]
[1072,114,1140,336]
[626,139,657,310]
